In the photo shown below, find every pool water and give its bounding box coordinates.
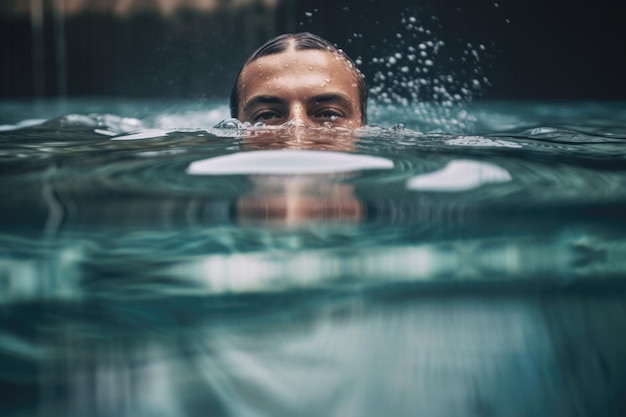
[1,98,626,417]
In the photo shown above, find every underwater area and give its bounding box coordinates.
[2,98,626,417]
[1,1,626,416]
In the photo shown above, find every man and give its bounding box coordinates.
[222,33,368,225]
[230,32,367,128]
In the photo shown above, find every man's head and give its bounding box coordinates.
[230,32,367,127]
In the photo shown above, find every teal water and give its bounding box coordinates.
[1,98,626,417]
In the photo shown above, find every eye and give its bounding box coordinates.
[253,110,283,123]
[315,109,343,122]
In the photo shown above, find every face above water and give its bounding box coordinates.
[237,49,363,128]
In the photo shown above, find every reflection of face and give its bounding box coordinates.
[237,176,363,226]
[237,49,363,128]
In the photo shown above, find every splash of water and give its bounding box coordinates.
[365,11,493,132]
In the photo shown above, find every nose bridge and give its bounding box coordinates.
[288,102,310,124]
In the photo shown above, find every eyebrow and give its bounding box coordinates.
[242,95,286,115]
[309,93,354,111]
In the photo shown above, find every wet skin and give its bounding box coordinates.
[237,49,363,128]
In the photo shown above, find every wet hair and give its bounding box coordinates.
[230,32,367,124]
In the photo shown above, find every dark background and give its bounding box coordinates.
[1,0,624,100]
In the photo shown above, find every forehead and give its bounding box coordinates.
[238,49,359,93]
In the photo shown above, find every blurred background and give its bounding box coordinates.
[1,0,624,100]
